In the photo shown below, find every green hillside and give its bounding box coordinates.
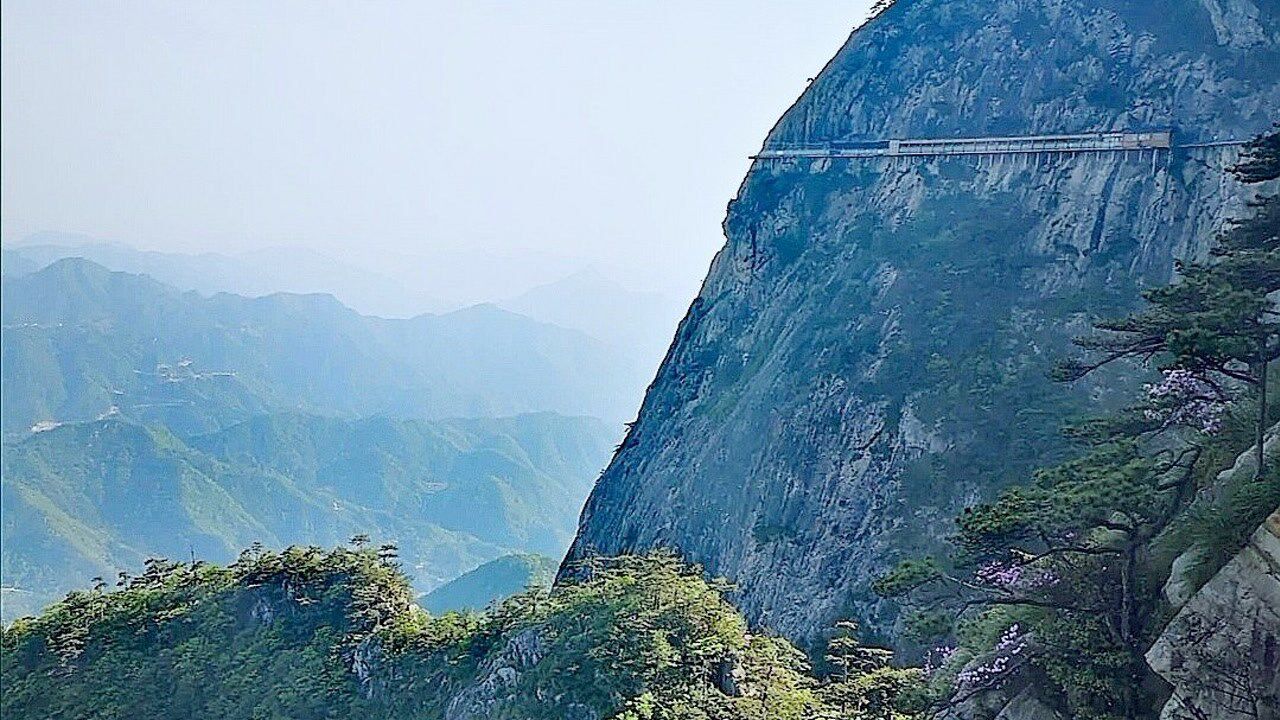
[1,547,919,720]
[422,553,556,613]
[1,413,614,622]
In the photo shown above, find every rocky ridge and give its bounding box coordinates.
[1147,509,1280,719]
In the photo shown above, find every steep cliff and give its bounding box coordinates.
[566,0,1280,647]
[1146,509,1280,719]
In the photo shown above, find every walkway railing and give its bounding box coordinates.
[751,131,1246,161]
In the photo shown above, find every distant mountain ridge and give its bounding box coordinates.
[3,235,673,321]
[0,412,613,622]
[1,258,647,434]
[4,235,453,317]
[498,266,687,367]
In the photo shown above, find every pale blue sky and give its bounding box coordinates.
[2,1,871,296]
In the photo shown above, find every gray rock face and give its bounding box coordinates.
[443,629,598,720]
[995,690,1064,720]
[1146,510,1280,719]
[444,629,544,720]
[940,685,1065,720]
[565,0,1280,647]
[1163,424,1280,608]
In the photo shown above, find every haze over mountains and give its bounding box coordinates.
[498,266,688,367]
[0,248,674,622]
[3,236,454,317]
[2,234,688,363]
[1,256,653,432]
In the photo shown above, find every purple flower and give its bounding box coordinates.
[924,645,958,677]
[976,562,1059,590]
[1142,369,1226,435]
[955,625,1027,689]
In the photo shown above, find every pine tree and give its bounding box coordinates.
[878,129,1280,719]
[1057,129,1280,476]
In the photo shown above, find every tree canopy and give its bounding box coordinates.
[3,545,922,720]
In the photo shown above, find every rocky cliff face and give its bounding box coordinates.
[1146,509,1280,719]
[565,0,1280,647]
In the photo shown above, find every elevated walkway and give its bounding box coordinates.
[752,131,1244,161]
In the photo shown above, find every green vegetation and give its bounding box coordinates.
[421,553,556,613]
[2,547,922,720]
[876,130,1280,719]
[1058,130,1280,477]
[1,413,613,622]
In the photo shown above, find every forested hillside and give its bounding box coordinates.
[0,548,922,720]
[422,553,557,614]
[1,413,613,622]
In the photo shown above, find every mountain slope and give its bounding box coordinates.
[0,258,644,433]
[1,550,848,720]
[566,0,1280,647]
[0,249,40,278]
[1,413,613,622]
[422,553,556,613]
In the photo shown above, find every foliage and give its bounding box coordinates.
[0,412,613,622]
[2,542,411,720]
[2,548,923,720]
[878,129,1280,720]
[1057,128,1280,476]
[818,620,923,719]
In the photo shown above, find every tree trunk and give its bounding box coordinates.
[1120,543,1140,720]
[1257,359,1268,479]
[1120,544,1137,647]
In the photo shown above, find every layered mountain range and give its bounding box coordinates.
[1,257,646,433]
[1,412,612,622]
[0,259,632,622]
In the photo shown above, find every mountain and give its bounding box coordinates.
[4,236,453,317]
[499,266,687,365]
[1,550,858,720]
[0,412,613,622]
[421,553,556,613]
[0,258,647,434]
[565,0,1280,648]
[4,236,632,318]
[7,240,688,377]
[0,249,40,278]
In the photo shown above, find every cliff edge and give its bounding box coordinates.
[565,0,1280,647]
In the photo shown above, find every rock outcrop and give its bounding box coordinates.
[565,0,1280,647]
[443,629,597,720]
[1146,509,1280,719]
[941,686,1064,720]
[1163,423,1280,608]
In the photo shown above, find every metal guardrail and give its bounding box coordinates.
[750,131,1247,161]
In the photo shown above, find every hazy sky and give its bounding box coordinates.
[2,1,871,297]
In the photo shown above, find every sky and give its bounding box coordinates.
[1,1,872,301]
